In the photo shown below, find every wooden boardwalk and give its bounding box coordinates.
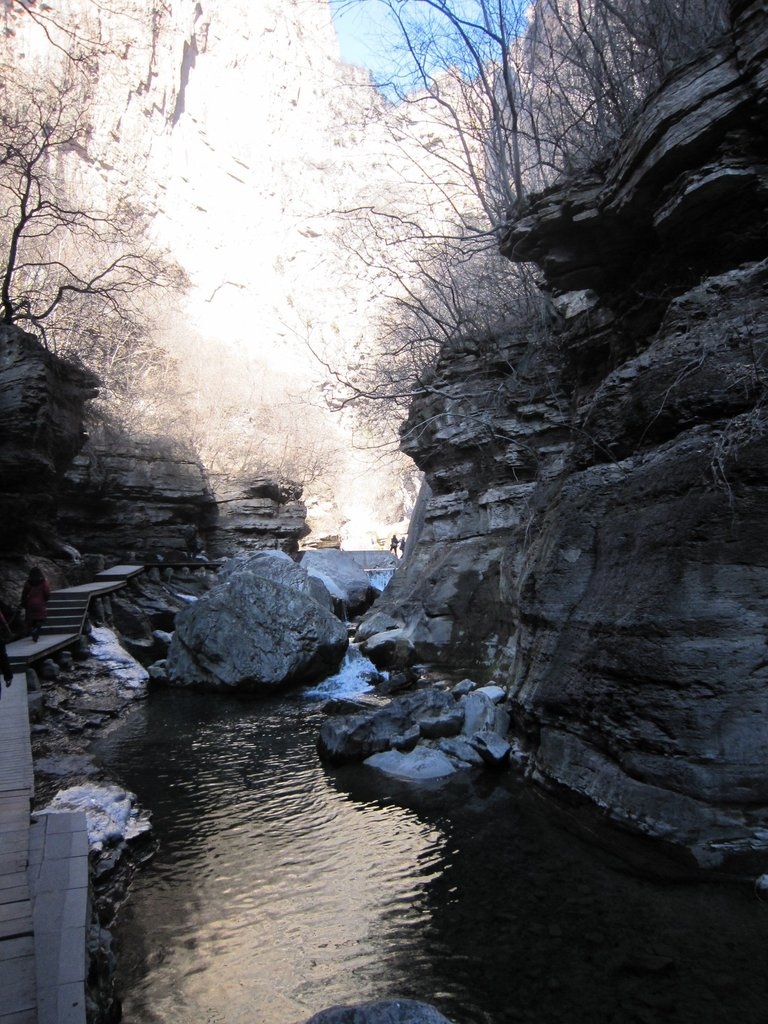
[0,668,38,1024]
[0,565,144,1023]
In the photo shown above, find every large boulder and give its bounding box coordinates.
[300,549,376,616]
[166,570,348,692]
[355,609,403,643]
[222,549,309,588]
[223,548,336,611]
[359,628,417,670]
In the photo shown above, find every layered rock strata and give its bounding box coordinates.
[362,0,768,867]
[59,443,311,560]
[0,325,98,557]
[208,477,309,557]
[0,327,310,563]
[59,432,218,559]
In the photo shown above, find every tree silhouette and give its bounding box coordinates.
[0,77,180,352]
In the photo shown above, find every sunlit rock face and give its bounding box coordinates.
[56,435,313,560]
[3,0,449,539]
[208,477,310,557]
[364,0,768,868]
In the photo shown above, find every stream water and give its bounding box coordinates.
[93,683,768,1024]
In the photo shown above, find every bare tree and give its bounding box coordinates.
[334,0,532,226]
[0,73,183,353]
[313,203,548,438]
[523,0,729,180]
[333,0,730,218]
[322,0,731,442]
[1,0,105,67]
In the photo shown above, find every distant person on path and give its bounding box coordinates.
[183,524,201,559]
[21,566,50,642]
[399,536,406,557]
[389,534,399,555]
[0,608,14,692]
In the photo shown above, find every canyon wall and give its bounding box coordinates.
[0,330,310,566]
[1,0,453,542]
[365,0,768,869]
[0,325,98,558]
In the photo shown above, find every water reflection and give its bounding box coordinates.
[94,691,768,1024]
[95,694,450,1024]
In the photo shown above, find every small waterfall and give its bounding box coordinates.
[367,567,396,592]
[303,643,382,699]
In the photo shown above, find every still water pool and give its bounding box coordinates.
[93,689,768,1024]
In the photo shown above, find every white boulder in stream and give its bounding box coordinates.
[365,746,458,781]
[166,560,348,693]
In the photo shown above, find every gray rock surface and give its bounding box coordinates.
[299,548,376,616]
[303,999,454,1024]
[59,430,217,559]
[222,549,310,588]
[209,476,309,557]
[166,570,348,692]
[317,689,463,764]
[59,437,309,561]
[0,324,97,557]
[365,747,458,781]
[460,691,499,736]
[357,2,768,866]
[470,733,512,770]
[360,628,417,670]
[354,610,404,643]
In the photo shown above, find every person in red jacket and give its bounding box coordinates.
[0,608,13,690]
[21,566,50,642]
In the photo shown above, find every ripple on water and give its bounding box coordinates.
[94,690,768,1024]
[94,692,454,1023]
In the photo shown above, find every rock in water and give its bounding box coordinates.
[317,688,464,764]
[365,747,458,781]
[166,571,347,693]
[303,999,455,1024]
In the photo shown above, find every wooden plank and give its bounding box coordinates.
[0,667,33,1021]
[7,634,81,668]
[46,581,126,596]
[140,559,222,569]
[0,903,32,928]
[92,564,144,580]
[0,562,156,1024]
[0,952,36,1015]
[0,1009,37,1024]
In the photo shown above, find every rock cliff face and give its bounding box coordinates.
[58,431,218,559]
[0,325,98,556]
[0,331,310,563]
[365,0,768,868]
[2,0,453,541]
[57,437,311,560]
[208,477,310,557]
